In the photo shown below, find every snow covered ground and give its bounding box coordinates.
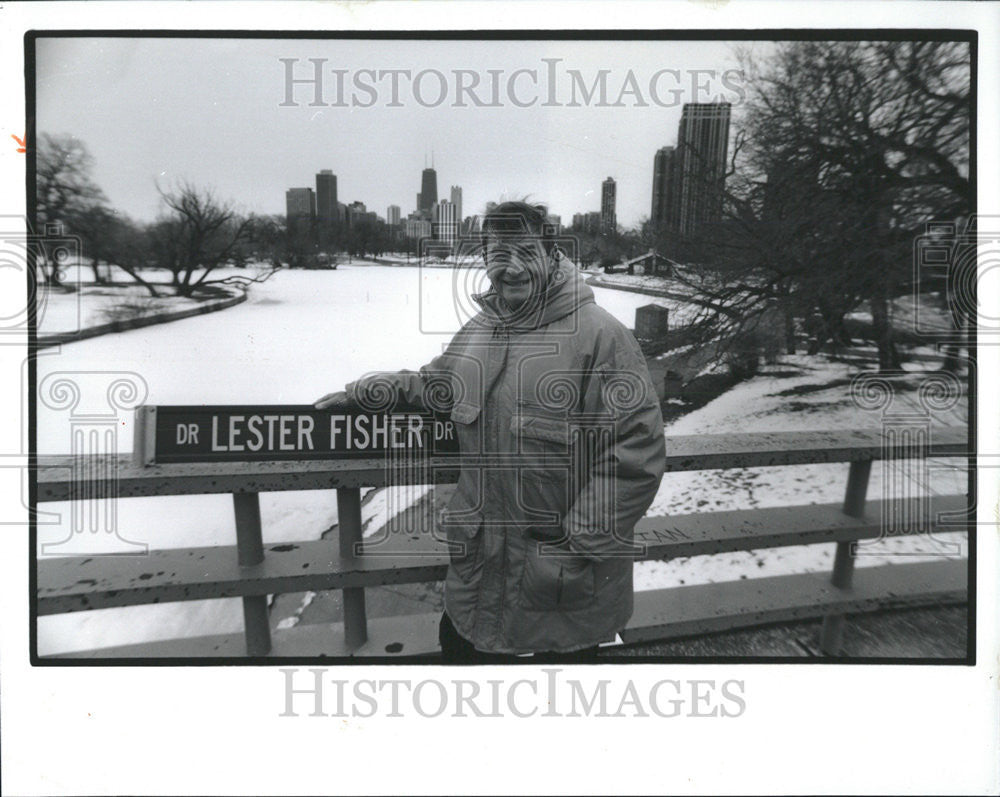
[35,264,968,654]
[636,349,967,591]
[36,264,269,336]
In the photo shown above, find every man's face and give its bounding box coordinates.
[484,234,551,311]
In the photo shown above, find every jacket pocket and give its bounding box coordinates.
[449,528,484,584]
[512,408,572,475]
[515,415,569,446]
[519,544,595,611]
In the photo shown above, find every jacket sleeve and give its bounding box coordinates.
[562,326,666,561]
[344,327,466,413]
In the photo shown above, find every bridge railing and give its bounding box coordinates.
[35,427,969,659]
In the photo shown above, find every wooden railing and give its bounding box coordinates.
[35,427,969,659]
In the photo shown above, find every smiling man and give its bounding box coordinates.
[316,201,666,662]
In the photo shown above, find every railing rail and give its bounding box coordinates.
[35,427,970,659]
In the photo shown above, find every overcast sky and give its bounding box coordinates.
[36,37,751,228]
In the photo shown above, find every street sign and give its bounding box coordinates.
[132,404,460,465]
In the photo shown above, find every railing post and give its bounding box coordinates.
[233,492,272,656]
[819,458,872,655]
[338,487,368,650]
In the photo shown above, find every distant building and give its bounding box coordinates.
[386,204,401,226]
[286,187,315,219]
[601,177,617,234]
[346,201,367,228]
[315,170,338,249]
[545,213,562,234]
[419,168,438,213]
[617,250,676,277]
[433,199,458,244]
[650,146,675,230]
[450,186,463,225]
[667,102,731,237]
[405,216,432,240]
[571,211,602,235]
[286,188,316,248]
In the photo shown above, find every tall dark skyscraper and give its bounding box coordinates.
[419,168,438,213]
[601,177,617,234]
[315,169,338,248]
[650,146,675,229]
[315,170,337,220]
[668,102,731,236]
[286,187,316,249]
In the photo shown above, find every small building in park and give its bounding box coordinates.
[616,249,677,276]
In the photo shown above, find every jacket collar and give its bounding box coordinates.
[470,261,594,332]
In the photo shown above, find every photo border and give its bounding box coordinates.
[25,26,978,668]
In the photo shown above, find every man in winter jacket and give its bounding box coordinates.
[316,201,665,662]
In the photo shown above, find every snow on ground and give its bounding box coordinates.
[36,263,672,653]
[36,264,968,652]
[38,285,201,336]
[36,264,269,335]
[635,349,968,592]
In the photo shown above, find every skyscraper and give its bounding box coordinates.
[450,185,462,224]
[668,102,731,236]
[386,205,401,226]
[419,167,438,212]
[286,188,316,219]
[286,187,316,248]
[433,199,458,244]
[345,200,367,228]
[405,215,432,240]
[601,177,617,234]
[315,170,338,248]
[650,146,675,229]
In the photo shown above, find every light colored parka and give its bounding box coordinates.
[347,263,666,653]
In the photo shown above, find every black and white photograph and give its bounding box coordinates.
[31,32,974,662]
[3,1,999,795]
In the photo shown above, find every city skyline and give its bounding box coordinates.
[285,162,640,243]
[35,37,744,229]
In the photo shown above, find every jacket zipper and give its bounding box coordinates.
[493,321,510,642]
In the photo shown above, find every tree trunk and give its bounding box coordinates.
[90,257,105,284]
[940,289,969,374]
[870,292,902,371]
[784,307,796,354]
[117,267,161,297]
[38,253,61,286]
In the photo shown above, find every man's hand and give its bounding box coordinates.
[314,390,348,410]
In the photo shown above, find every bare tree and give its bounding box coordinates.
[663,41,970,374]
[153,182,253,296]
[98,213,167,297]
[35,133,107,285]
[739,40,970,370]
